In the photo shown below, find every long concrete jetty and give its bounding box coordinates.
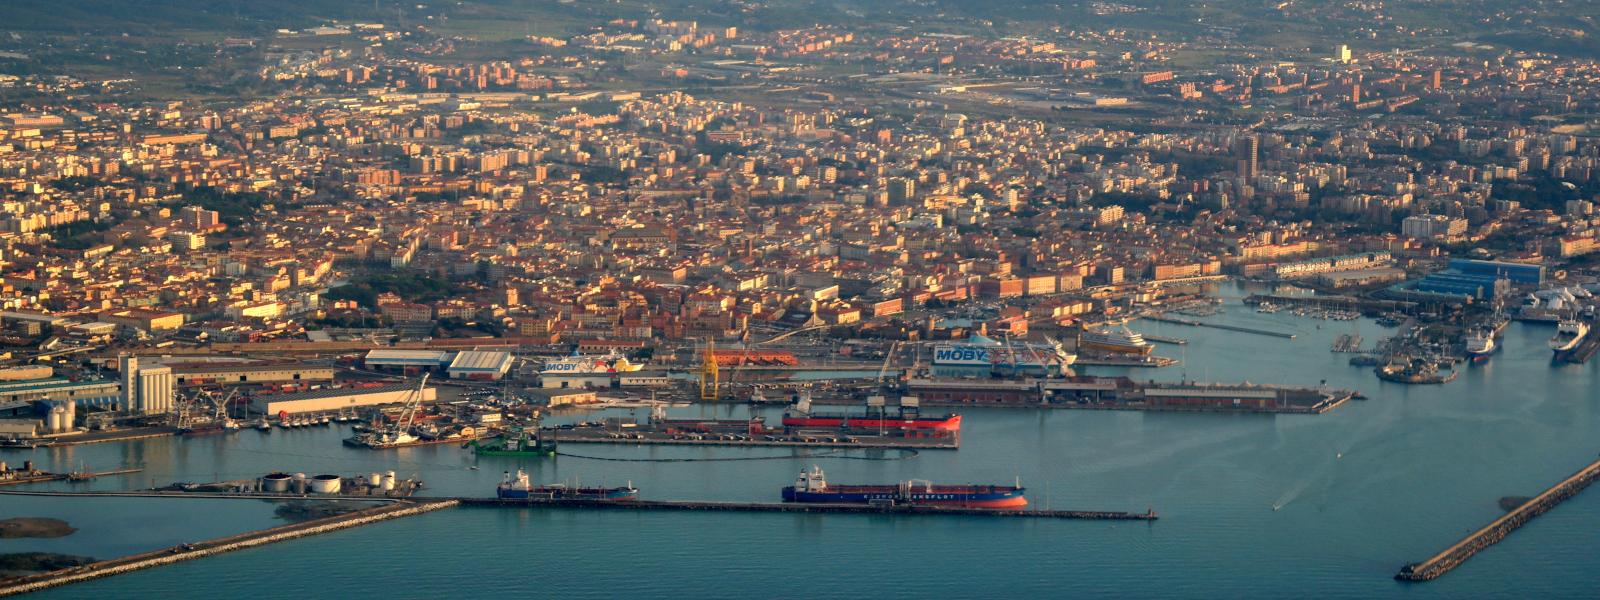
[1140,314,1297,339]
[0,499,456,597]
[1396,455,1600,581]
[452,497,1157,520]
[0,468,144,487]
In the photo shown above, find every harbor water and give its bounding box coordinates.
[12,291,1600,598]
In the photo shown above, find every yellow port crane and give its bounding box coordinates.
[699,340,719,401]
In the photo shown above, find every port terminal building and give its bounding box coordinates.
[363,349,511,380]
[168,362,336,385]
[1392,258,1536,302]
[252,384,439,416]
[446,350,513,380]
[525,388,599,407]
[0,378,121,408]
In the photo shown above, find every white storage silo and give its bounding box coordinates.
[310,474,342,494]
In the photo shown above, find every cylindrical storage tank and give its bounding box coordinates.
[381,472,396,491]
[261,473,292,493]
[48,406,65,433]
[310,474,342,494]
[63,402,75,431]
[291,472,307,494]
[459,426,476,438]
[368,472,383,487]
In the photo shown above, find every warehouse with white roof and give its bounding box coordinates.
[446,350,513,380]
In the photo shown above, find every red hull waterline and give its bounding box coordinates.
[781,415,962,432]
[914,497,1028,509]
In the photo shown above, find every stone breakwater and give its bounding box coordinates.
[0,499,458,597]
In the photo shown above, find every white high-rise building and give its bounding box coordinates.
[119,355,137,410]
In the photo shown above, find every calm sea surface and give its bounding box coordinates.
[11,287,1600,598]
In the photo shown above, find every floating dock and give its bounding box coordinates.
[1553,329,1600,365]
[1396,454,1600,582]
[452,497,1156,520]
[1140,315,1297,339]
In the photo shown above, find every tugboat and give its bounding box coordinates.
[495,469,637,501]
[464,427,556,457]
[1375,357,1457,384]
[782,465,1027,509]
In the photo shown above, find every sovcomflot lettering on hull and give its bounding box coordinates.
[781,466,1027,509]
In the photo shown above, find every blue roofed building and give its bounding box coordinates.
[1447,259,1544,285]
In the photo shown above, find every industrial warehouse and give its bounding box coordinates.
[252,384,440,416]
[363,349,512,380]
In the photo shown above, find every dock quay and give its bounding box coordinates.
[1396,454,1600,582]
[1243,293,1415,313]
[0,427,181,450]
[0,498,456,598]
[1074,356,1179,368]
[1331,334,1363,353]
[1140,315,1297,339]
[0,468,143,487]
[552,428,958,450]
[906,378,1356,414]
[449,497,1156,520]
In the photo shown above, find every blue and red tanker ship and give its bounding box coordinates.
[781,466,1027,509]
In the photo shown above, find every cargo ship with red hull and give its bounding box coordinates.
[781,394,961,432]
[782,466,1026,509]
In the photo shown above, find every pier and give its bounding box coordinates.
[1141,334,1188,345]
[1140,315,1297,339]
[1396,454,1600,582]
[1243,293,1415,313]
[450,497,1157,520]
[0,468,144,487]
[1073,356,1179,368]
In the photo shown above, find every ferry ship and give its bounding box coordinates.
[782,466,1026,509]
[1464,328,1497,361]
[1549,319,1590,353]
[496,469,637,501]
[539,351,644,375]
[781,394,960,432]
[1079,321,1153,356]
[931,335,1075,378]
